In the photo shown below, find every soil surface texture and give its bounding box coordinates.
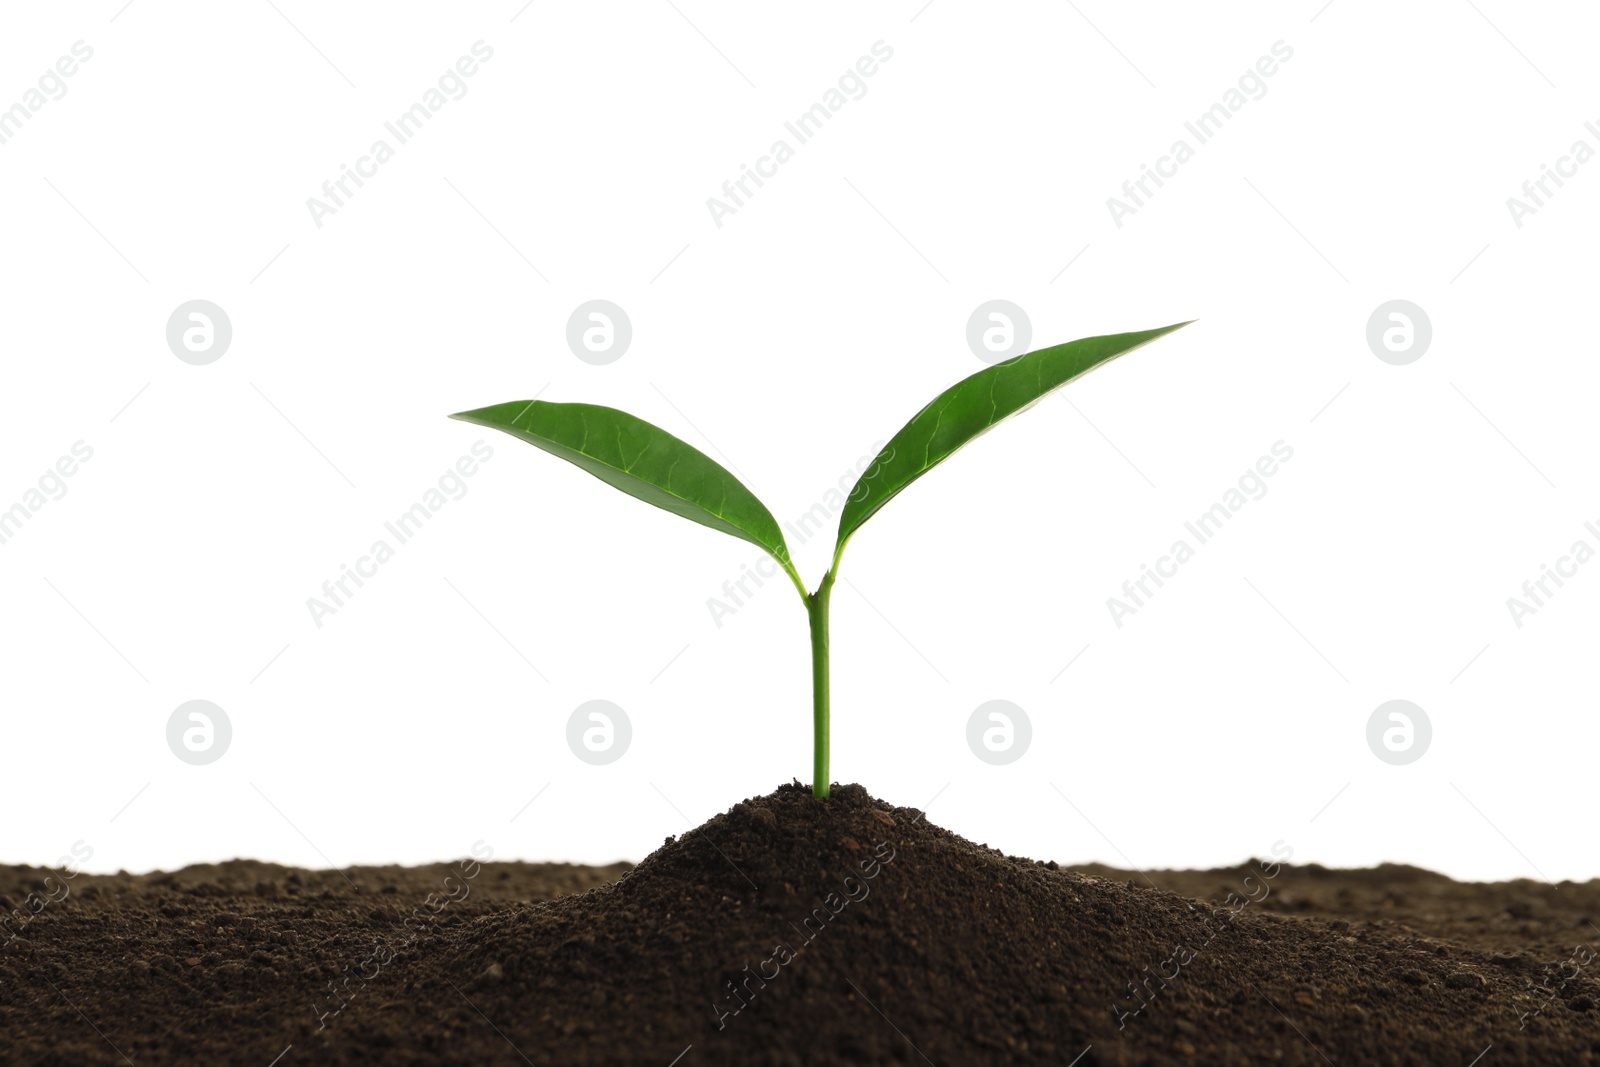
[2,783,1597,1065]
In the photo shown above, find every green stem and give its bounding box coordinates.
[806,568,836,799]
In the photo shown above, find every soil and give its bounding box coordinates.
[3,783,1598,1066]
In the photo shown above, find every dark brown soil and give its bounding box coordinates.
[3,783,1598,1065]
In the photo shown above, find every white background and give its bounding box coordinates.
[2,1,1596,883]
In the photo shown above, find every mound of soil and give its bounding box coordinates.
[3,784,1598,1065]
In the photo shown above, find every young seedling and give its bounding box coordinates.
[452,322,1190,798]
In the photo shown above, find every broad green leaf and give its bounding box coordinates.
[451,399,797,577]
[835,322,1192,558]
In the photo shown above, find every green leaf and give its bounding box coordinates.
[451,400,803,592]
[835,321,1193,559]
